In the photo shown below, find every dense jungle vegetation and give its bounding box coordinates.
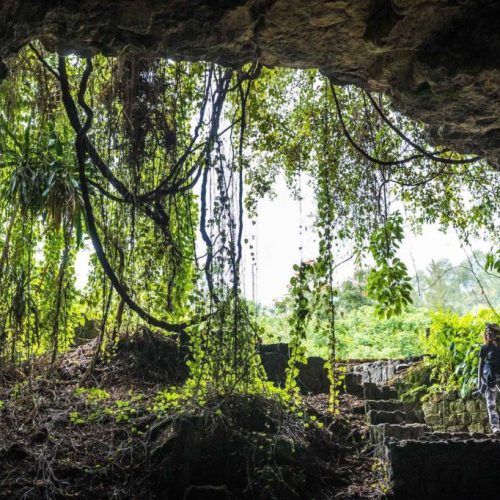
[0,43,499,403]
[260,252,500,359]
[0,42,499,499]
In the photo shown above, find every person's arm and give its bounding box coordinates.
[478,358,485,388]
[478,346,485,388]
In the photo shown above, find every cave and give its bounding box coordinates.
[1,2,500,499]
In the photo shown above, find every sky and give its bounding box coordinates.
[238,175,491,306]
[74,174,492,306]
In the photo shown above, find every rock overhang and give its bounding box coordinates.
[1,0,499,167]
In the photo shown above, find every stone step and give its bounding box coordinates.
[342,372,364,397]
[347,358,419,385]
[386,438,500,499]
[370,423,428,456]
[344,372,363,385]
[424,431,500,441]
[370,423,428,443]
[344,382,364,397]
[367,410,406,425]
[363,382,399,401]
[366,399,404,413]
[352,404,366,415]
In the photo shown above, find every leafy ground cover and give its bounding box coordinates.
[0,336,385,499]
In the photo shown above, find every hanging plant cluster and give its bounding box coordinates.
[0,44,497,410]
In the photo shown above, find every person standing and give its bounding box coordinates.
[478,323,500,433]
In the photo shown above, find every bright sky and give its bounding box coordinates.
[239,175,491,306]
[74,174,492,306]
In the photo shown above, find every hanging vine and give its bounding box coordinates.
[0,46,497,414]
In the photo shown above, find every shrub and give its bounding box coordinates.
[424,308,499,397]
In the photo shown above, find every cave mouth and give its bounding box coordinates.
[0,5,499,498]
[0,30,498,381]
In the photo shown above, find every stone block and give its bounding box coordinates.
[387,439,500,499]
[469,422,488,433]
[259,343,289,387]
[367,410,406,425]
[425,414,443,427]
[370,423,427,445]
[470,431,489,438]
[364,382,381,400]
[344,373,364,396]
[297,356,330,394]
[349,359,401,385]
[456,413,472,426]
[450,400,465,413]
[446,425,467,432]
[421,400,436,417]
[399,401,425,424]
[259,344,332,393]
[444,413,457,426]
[366,400,404,412]
[465,399,478,413]
[382,385,399,399]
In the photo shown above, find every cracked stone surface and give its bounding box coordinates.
[387,438,500,498]
[1,0,499,166]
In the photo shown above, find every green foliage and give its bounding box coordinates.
[423,309,499,397]
[284,258,345,412]
[151,388,184,414]
[285,262,316,399]
[185,294,272,397]
[69,410,86,425]
[74,387,110,402]
[485,249,500,274]
[70,388,141,425]
[261,272,428,360]
[394,363,432,403]
[0,46,201,362]
[334,305,427,359]
[367,212,413,318]
[109,399,137,423]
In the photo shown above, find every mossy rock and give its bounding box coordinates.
[465,399,478,413]
[394,363,432,403]
[450,400,466,413]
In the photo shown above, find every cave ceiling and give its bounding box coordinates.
[1,0,499,167]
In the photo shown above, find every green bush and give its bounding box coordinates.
[258,302,429,360]
[311,305,428,360]
[423,308,499,397]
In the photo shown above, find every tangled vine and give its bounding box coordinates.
[0,45,498,408]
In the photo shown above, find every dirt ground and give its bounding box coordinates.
[0,336,387,499]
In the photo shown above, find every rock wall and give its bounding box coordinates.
[387,438,500,499]
[259,343,331,393]
[1,1,500,166]
[346,358,421,385]
[259,343,418,393]
[422,393,494,434]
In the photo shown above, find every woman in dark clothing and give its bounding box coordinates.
[478,323,500,433]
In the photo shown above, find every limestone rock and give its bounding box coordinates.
[0,1,499,166]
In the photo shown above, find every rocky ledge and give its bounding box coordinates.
[0,0,499,166]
